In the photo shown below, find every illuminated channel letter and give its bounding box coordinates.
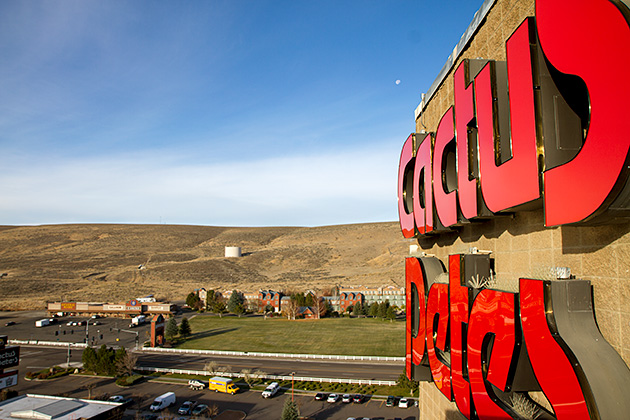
[468,289,518,419]
[475,19,539,213]
[426,282,452,400]
[398,133,416,238]
[406,257,427,377]
[413,133,434,234]
[433,108,458,227]
[454,61,478,221]
[519,278,590,419]
[537,0,630,226]
[449,255,472,419]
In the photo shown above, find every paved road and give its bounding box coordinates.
[16,346,402,382]
[137,352,402,381]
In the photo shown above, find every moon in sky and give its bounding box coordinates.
[395,79,401,85]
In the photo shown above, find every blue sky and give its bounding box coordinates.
[0,0,485,227]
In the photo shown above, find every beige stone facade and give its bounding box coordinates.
[412,0,630,418]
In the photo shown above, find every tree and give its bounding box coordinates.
[397,368,419,395]
[204,360,218,375]
[292,293,306,307]
[352,302,363,316]
[212,299,227,316]
[115,347,138,377]
[369,302,379,317]
[241,368,254,387]
[386,306,396,321]
[283,299,299,321]
[186,292,200,310]
[85,382,96,399]
[165,317,179,341]
[311,292,326,319]
[96,344,116,376]
[82,346,97,373]
[378,300,390,319]
[304,292,315,307]
[206,289,220,312]
[179,317,192,337]
[280,397,299,420]
[227,290,245,315]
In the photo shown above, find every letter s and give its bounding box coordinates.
[537,0,630,226]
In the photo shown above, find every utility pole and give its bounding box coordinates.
[291,372,295,401]
[110,327,139,350]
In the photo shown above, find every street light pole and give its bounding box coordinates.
[291,372,295,401]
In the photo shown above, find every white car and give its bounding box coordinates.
[342,394,352,403]
[262,382,280,398]
[327,393,340,403]
[399,397,410,408]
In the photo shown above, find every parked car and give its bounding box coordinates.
[315,393,326,401]
[262,382,280,398]
[4,321,15,326]
[353,394,363,403]
[149,392,176,412]
[342,394,352,403]
[327,393,340,403]
[398,397,411,408]
[386,395,397,407]
[191,404,208,416]
[177,401,196,415]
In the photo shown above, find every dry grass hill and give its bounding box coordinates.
[0,222,408,310]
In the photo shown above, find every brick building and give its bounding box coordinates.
[258,290,283,312]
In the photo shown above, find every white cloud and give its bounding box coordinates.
[0,145,400,226]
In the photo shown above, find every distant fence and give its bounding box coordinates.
[139,347,405,363]
[137,366,397,386]
[9,339,87,348]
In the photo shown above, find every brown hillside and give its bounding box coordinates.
[0,222,408,310]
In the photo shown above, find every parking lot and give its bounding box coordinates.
[2,310,155,349]
[11,370,418,420]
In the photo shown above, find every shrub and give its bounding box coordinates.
[115,374,143,387]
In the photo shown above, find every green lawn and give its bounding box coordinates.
[178,316,405,357]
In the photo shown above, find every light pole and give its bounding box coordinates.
[291,372,295,401]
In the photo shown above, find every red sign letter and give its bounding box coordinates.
[406,258,427,378]
[426,282,452,400]
[519,278,590,419]
[398,134,416,238]
[476,19,539,213]
[433,108,458,227]
[413,133,434,234]
[449,255,472,418]
[468,289,518,419]
[454,61,478,221]
[537,0,630,226]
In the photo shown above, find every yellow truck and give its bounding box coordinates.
[207,376,239,394]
